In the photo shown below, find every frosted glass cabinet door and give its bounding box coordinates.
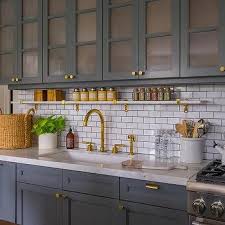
[181,0,225,77]
[103,0,139,80]
[17,0,43,84]
[138,0,180,79]
[0,0,17,84]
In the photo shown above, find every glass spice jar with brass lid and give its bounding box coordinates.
[132,88,139,101]
[98,88,107,101]
[89,88,98,101]
[164,87,171,101]
[107,88,117,101]
[146,88,152,101]
[158,87,164,101]
[151,88,158,101]
[73,88,80,102]
[139,88,146,101]
[80,88,89,101]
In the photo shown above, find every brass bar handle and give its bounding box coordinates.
[145,183,160,190]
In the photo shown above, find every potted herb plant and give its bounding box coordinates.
[32,116,65,151]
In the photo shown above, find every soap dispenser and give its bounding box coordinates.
[66,127,74,149]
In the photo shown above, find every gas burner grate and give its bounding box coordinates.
[196,160,225,185]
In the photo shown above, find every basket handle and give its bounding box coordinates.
[25,108,35,117]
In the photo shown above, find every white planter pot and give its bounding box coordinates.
[180,138,205,164]
[38,133,58,154]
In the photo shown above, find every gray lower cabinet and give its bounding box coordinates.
[122,201,188,225]
[63,192,124,225]
[17,182,62,225]
[0,161,16,223]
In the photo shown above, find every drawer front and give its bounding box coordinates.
[63,170,119,199]
[17,164,62,188]
[120,178,187,210]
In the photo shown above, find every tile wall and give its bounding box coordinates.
[14,84,225,160]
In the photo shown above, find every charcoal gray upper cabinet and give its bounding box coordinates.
[103,0,139,80]
[63,192,124,225]
[0,0,18,84]
[181,0,225,77]
[17,0,43,84]
[43,0,102,83]
[138,0,180,79]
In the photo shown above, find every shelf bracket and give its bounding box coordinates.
[75,104,80,112]
[124,103,129,112]
[176,99,189,113]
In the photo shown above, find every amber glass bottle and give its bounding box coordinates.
[66,127,74,149]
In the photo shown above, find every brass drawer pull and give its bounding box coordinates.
[145,183,160,190]
[220,66,225,72]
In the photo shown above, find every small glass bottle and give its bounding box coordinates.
[164,87,171,101]
[146,88,152,101]
[89,88,98,101]
[151,88,158,101]
[158,88,164,101]
[80,88,89,101]
[73,88,80,102]
[139,88,146,101]
[132,88,139,101]
[107,88,117,101]
[66,127,74,149]
[98,88,107,101]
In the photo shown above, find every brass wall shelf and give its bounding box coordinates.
[11,100,208,113]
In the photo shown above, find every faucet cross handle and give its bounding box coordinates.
[112,144,126,154]
[82,141,95,152]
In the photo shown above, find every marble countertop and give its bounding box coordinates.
[0,148,207,186]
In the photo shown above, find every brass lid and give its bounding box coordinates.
[99,87,106,91]
[82,88,88,92]
[74,88,80,92]
[90,88,96,91]
[108,88,115,91]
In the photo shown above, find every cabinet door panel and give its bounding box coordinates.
[139,0,180,79]
[123,201,188,225]
[63,192,124,225]
[17,183,62,225]
[181,0,225,77]
[103,0,139,80]
[43,0,70,82]
[70,0,102,82]
[0,0,17,84]
[17,0,42,84]
[0,162,16,223]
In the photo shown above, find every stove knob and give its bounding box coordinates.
[192,198,206,215]
[211,201,224,218]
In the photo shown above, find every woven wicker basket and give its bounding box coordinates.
[0,108,35,149]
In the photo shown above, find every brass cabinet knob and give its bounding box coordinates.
[138,71,145,76]
[69,75,75,79]
[220,66,225,72]
[55,193,61,198]
[118,204,125,211]
[15,77,21,82]
[64,75,69,79]
[11,78,15,82]
[131,71,138,76]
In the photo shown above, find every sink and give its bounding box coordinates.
[42,150,131,166]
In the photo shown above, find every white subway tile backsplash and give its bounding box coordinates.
[15,84,225,160]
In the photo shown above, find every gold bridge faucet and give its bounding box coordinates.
[83,109,105,152]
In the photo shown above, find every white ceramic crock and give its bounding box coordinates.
[180,138,205,164]
[38,133,57,154]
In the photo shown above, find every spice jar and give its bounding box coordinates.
[107,88,117,101]
[80,88,89,101]
[164,87,171,101]
[73,88,80,102]
[139,88,146,101]
[132,88,139,101]
[98,88,107,101]
[89,88,98,101]
[151,88,158,101]
[146,88,152,101]
[158,88,164,101]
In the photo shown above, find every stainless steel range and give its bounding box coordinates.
[187,160,225,225]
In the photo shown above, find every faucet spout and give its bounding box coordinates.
[83,109,105,152]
